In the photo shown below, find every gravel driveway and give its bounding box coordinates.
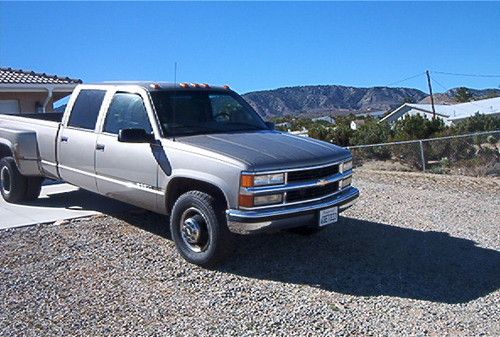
[1,170,499,336]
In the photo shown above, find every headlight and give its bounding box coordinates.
[254,194,283,206]
[241,173,285,187]
[341,176,352,188]
[341,160,353,173]
[239,193,283,208]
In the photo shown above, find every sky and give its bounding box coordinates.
[1,1,499,94]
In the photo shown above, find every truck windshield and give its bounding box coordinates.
[150,91,268,137]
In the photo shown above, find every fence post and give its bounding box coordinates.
[419,140,426,172]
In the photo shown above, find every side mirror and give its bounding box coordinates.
[265,121,275,130]
[118,128,155,143]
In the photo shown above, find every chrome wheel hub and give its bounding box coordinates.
[180,208,209,253]
[182,217,202,244]
[0,166,11,195]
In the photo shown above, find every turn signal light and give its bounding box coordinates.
[241,174,254,188]
[239,194,254,208]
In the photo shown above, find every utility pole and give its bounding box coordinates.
[426,70,436,119]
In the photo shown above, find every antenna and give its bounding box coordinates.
[172,62,177,141]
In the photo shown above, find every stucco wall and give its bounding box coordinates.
[0,92,70,113]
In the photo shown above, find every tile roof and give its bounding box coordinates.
[0,67,82,85]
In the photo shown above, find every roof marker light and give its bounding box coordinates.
[180,83,189,88]
[150,83,161,89]
[192,83,201,88]
[223,85,230,90]
[202,83,210,88]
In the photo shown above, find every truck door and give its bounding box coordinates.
[94,91,160,211]
[58,89,106,193]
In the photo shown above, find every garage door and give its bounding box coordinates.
[0,100,20,114]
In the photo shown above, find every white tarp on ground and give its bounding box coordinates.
[0,183,132,230]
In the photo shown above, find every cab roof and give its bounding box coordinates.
[91,81,232,91]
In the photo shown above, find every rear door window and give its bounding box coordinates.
[68,89,106,130]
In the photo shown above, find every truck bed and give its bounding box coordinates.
[3,112,64,123]
[0,113,62,179]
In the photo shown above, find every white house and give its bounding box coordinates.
[381,97,500,126]
[350,119,366,130]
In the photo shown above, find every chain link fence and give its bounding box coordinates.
[348,130,500,176]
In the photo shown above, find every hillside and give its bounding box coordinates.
[418,88,500,104]
[242,85,427,118]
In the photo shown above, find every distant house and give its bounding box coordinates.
[350,119,366,130]
[0,67,81,114]
[381,97,500,126]
[275,121,292,129]
[354,110,386,119]
[289,127,309,137]
[312,115,336,124]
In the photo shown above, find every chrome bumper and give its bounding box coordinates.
[226,186,359,234]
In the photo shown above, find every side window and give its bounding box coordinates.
[68,89,106,130]
[103,93,153,135]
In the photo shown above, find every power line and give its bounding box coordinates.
[432,71,500,78]
[387,72,426,86]
[431,75,494,111]
[430,77,450,92]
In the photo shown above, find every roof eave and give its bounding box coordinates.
[0,83,79,92]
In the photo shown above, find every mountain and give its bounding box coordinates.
[242,85,428,118]
[418,88,500,104]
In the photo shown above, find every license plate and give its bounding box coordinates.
[319,206,338,227]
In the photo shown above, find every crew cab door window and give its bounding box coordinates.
[103,93,153,134]
[67,89,106,130]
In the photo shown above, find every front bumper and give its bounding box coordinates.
[226,186,359,234]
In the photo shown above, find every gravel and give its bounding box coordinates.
[1,169,499,336]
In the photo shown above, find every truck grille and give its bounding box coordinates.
[287,164,339,182]
[286,181,339,203]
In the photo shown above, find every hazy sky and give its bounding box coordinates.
[1,1,499,93]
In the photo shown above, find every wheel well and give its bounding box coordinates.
[166,178,229,214]
[0,144,12,160]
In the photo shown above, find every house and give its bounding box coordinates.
[350,119,366,130]
[0,67,81,114]
[312,115,336,124]
[380,97,500,126]
[288,127,309,137]
[354,110,386,119]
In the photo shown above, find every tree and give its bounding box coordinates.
[350,119,392,145]
[392,114,447,143]
[455,113,500,133]
[454,87,473,103]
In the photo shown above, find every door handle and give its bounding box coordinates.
[61,136,69,142]
[96,144,105,151]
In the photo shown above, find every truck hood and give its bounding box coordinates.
[177,131,351,171]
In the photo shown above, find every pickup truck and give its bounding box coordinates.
[0,82,359,266]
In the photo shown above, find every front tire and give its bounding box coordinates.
[170,191,232,267]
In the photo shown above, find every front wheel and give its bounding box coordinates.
[170,191,233,267]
